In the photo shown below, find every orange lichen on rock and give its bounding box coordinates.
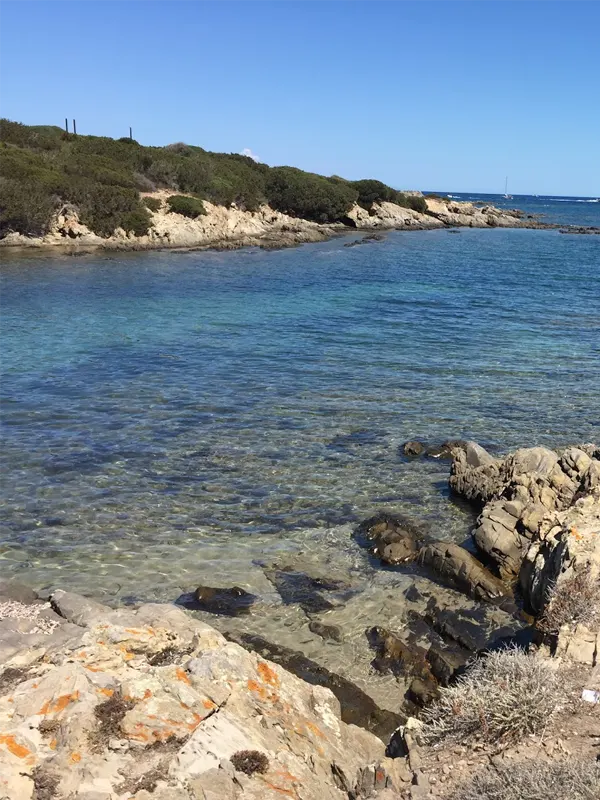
[202,698,216,710]
[49,739,57,750]
[175,668,191,685]
[70,751,81,763]
[247,679,268,700]
[143,689,152,699]
[118,646,134,661]
[261,769,300,798]
[38,691,80,716]
[99,688,114,698]
[257,661,280,687]
[0,734,32,759]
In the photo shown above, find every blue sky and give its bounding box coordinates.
[1,1,598,196]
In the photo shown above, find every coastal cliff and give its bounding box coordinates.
[0,193,536,253]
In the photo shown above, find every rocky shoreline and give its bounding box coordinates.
[0,194,559,256]
[2,441,599,798]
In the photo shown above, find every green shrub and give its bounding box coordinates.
[266,166,358,223]
[143,196,162,212]
[0,177,57,237]
[0,118,63,150]
[351,179,399,209]
[146,158,179,189]
[72,184,152,237]
[166,194,206,218]
[396,192,428,214]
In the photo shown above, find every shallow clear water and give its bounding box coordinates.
[1,222,599,606]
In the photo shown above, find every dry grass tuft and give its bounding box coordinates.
[421,647,563,745]
[539,569,600,635]
[449,759,600,800]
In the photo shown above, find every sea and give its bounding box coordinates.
[1,194,599,610]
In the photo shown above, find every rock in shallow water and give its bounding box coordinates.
[176,585,258,616]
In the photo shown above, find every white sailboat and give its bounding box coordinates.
[503,177,513,200]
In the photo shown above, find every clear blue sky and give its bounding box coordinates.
[1,1,598,196]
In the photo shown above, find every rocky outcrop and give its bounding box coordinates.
[355,512,508,603]
[0,193,548,253]
[0,585,410,800]
[449,442,600,663]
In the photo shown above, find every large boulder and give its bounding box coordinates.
[0,592,408,800]
[449,442,502,505]
[419,541,509,602]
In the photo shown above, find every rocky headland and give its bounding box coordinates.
[0,193,549,254]
[2,441,599,799]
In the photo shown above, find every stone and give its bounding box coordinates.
[0,580,39,605]
[176,585,258,616]
[264,565,350,613]
[355,513,425,566]
[308,620,343,642]
[402,441,426,457]
[449,444,502,505]
[419,540,509,602]
[425,440,469,460]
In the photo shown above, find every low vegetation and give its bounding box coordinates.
[166,194,206,218]
[421,647,562,745]
[143,196,162,212]
[0,118,428,239]
[539,569,600,636]
[450,760,600,800]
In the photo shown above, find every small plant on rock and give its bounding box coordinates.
[230,749,269,775]
[421,646,563,745]
[449,759,600,800]
[539,569,600,635]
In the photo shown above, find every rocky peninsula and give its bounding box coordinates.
[0,193,548,254]
[0,119,561,256]
[2,442,599,799]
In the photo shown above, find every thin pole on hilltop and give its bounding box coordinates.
[64,118,69,134]
[73,119,77,135]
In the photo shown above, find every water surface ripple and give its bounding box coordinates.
[1,226,599,603]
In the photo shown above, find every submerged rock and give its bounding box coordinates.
[401,440,426,457]
[176,585,258,616]
[355,512,425,565]
[226,630,405,741]
[263,563,352,614]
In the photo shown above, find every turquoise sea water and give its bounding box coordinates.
[1,202,599,604]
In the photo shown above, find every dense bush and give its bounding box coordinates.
[266,166,358,223]
[450,760,600,800]
[351,178,399,209]
[166,194,206,218]
[397,193,428,213]
[421,647,562,745]
[143,196,162,212]
[0,177,57,237]
[71,185,152,236]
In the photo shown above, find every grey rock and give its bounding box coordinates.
[419,541,509,602]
